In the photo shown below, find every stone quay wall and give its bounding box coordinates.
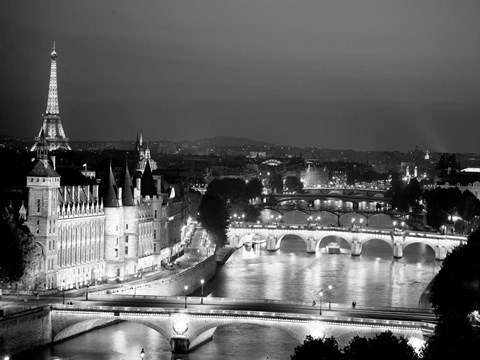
[104,254,217,297]
[0,306,51,357]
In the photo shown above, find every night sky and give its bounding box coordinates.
[1,1,480,152]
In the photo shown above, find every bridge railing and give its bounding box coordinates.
[87,294,433,314]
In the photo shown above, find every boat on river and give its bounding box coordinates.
[326,242,341,254]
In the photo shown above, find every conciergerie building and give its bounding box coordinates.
[20,44,189,291]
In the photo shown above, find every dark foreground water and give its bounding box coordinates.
[13,238,440,360]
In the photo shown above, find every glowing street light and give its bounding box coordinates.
[62,279,65,305]
[200,279,205,304]
[184,285,188,308]
[85,274,89,301]
[328,284,333,310]
[319,290,323,315]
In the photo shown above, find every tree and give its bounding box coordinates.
[429,229,480,318]
[389,173,408,212]
[343,331,418,360]
[245,178,263,200]
[291,335,343,360]
[421,315,480,360]
[285,176,304,193]
[404,178,423,212]
[0,208,38,284]
[457,190,480,222]
[198,195,229,248]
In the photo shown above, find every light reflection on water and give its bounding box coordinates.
[12,237,440,360]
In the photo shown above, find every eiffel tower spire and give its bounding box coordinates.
[31,42,71,151]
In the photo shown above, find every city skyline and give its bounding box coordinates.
[2,1,480,153]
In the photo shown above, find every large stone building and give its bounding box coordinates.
[19,45,189,291]
[25,138,188,291]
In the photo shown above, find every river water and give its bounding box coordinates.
[13,236,440,360]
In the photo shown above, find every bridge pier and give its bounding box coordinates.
[393,243,403,258]
[307,238,316,253]
[170,336,190,353]
[230,235,241,248]
[267,236,279,251]
[351,240,362,256]
[435,245,447,260]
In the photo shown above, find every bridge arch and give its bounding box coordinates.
[189,319,307,346]
[339,213,367,227]
[361,237,394,250]
[282,210,311,223]
[277,233,308,249]
[316,236,351,253]
[403,242,436,257]
[368,213,394,228]
[52,312,172,344]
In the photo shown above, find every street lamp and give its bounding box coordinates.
[393,221,397,229]
[140,348,145,359]
[328,284,333,310]
[184,285,188,308]
[85,274,89,301]
[319,290,323,315]
[62,279,65,305]
[200,279,205,304]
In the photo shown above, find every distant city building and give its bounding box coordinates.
[436,166,480,199]
[31,43,71,152]
[302,161,329,188]
[135,132,158,173]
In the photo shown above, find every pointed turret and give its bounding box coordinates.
[103,164,119,207]
[122,163,135,206]
[31,43,71,151]
[141,161,157,197]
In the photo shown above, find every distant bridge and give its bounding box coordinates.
[228,224,466,260]
[0,297,436,355]
[271,193,392,208]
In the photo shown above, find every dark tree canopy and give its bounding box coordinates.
[0,208,38,283]
[291,332,418,360]
[343,332,418,360]
[429,229,480,318]
[245,178,263,200]
[291,335,342,360]
[285,176,304,193]
[198,194,229,248]
[421,316,480,360]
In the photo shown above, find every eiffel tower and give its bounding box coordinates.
[31,42,71,151]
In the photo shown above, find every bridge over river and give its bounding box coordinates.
[228,224,466,260]
[0,296,437,356]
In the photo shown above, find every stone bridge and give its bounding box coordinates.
[50,303,432,354]
[228,225,467,260]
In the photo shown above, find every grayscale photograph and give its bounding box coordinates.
[1,1,479,359]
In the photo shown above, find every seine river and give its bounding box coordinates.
[13,237,440,360]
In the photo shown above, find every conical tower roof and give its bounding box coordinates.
[141,161,157,197]
[103,164,118,207]
[122,163,135,206]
